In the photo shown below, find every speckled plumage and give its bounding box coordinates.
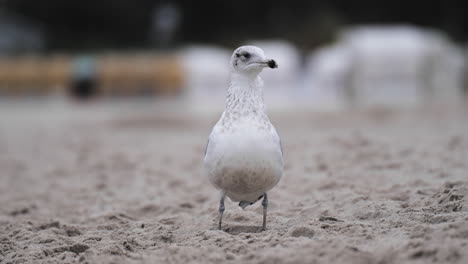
[204,46,283,206]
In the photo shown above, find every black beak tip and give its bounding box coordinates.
[268,59,278,69]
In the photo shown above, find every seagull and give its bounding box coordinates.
[204,46,283,231]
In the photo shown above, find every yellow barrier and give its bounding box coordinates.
[0,53,183,96]
[97,54,183,95]
[0,56,70,93]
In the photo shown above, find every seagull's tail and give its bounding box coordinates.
[238,201,253,209]
[238,194,265,209]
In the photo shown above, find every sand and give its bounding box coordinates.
[1,100,468,264]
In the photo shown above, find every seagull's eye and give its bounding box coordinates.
[243,52,251,59]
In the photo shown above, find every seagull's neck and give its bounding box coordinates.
[225,72,264,114]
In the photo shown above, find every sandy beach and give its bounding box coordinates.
[1,100,467,264]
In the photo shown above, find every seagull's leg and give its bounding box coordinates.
[261,193,268,231]
[218,193,226,230]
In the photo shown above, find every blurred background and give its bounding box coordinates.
[2,2,468,262]
[0,0,467,110]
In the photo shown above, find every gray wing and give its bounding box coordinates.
[267,116,283,156]
[279,137,283,156]
[204,127,215,158]
[204,137,210,157]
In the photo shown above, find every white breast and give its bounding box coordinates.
[204,119,283,203]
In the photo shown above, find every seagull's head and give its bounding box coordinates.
[230,46,277,75]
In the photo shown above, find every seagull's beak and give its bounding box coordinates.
[267,59,278,69]
[254,59,278,69]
